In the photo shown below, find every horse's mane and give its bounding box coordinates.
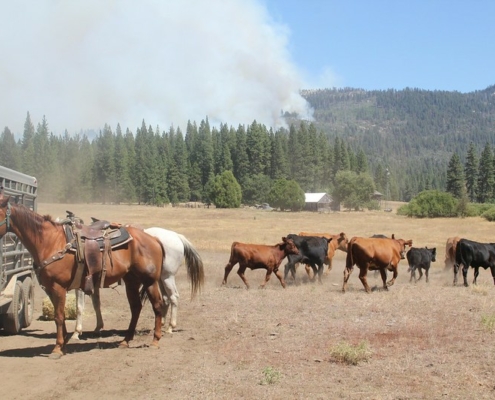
[13,203,59,240]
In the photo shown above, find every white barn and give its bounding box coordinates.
[304,193,333,212]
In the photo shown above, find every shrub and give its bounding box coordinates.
[397,190,457,218]
[329,340,372,365]
[207,171,242,208]
[481,206,495,221]
[268,179,305,211]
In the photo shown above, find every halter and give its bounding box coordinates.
[0,201,11,232]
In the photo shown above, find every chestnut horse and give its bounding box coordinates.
[73,226,204,338]
[0,194,165,358]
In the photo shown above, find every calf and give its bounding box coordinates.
[454,238,495,287]
[297,231,348,277]
[222,237,299,289]
[343,235,413,293]
[407,247,436,283]
[283,234,332,284]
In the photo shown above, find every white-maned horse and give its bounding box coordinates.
[72,227,204,339]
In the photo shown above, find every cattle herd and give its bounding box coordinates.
[221,233,495,291]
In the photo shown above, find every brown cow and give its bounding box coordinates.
[298,232,348,277]
[444,236,461,270]
[222,237,299,289]
[343,235,413,293]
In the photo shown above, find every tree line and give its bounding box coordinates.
[1,112,382,208]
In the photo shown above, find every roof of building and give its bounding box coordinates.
[304,193,329,203]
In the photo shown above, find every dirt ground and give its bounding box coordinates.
[1,203,495,400]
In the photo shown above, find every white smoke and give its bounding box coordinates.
[0,0,313,136]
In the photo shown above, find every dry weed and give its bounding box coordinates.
[329,340,372,365]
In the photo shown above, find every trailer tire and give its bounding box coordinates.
[22,277,35,328]
[3,281,24,334]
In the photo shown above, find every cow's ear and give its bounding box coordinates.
[282,236,287,242]
[391,234,395,239]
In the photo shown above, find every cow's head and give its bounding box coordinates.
[337,232,349,252]
[397,239,413,259]
[281,237,299,255]
[428,247,437,262]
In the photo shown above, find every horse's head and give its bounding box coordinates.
[0,194,12,237]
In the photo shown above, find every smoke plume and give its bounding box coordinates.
[0,0,312,135]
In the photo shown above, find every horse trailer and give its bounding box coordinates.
[0,166,38,334]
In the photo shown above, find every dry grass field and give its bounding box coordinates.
[1,202,495,400]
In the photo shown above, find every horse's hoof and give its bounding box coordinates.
[49,352,63,360]
[150,341,160,348]
[70,333,81,341]
[119,341,129,349]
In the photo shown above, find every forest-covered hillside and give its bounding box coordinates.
[300,85,495,200]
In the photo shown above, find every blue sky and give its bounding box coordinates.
[263,0,494,93]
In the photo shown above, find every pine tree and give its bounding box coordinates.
[0,127,21,170]
[270,129,289,180]
[197,118,214,193]
[476,143,494,203]
[21,112,36,176]
[355,149,368,174]
[464,142,478,202]
[167,127,190,202]
[114,124,136,203]
[446,153,465,199]
[233,124,249,185]
[246,120,270,176]
[93,124,116,203]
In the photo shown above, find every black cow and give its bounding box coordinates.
[406,247,436,283]
[454,238,495,287]
[284,234,332,283]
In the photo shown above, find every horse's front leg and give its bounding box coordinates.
[48,287,67,359]
[120,278,142,348]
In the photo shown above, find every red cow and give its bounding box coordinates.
[222,237,299,289]
[298,231,348,277]
[444,236,461,270]
[343,235,413,293]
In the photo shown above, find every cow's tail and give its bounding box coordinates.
[345,240,354,270]
[453,239,465,285]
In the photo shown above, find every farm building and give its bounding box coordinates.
[304,192,334,212]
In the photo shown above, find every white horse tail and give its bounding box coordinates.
[177,233,205,298]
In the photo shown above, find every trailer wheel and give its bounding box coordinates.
[22,277,35,328]
[3,281,24,334]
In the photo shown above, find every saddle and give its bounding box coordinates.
[63,212,132,294]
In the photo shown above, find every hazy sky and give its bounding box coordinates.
[2,0,493,136]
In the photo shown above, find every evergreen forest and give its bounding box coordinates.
[1,84,495,207]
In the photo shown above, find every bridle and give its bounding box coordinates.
[0,201,11,233]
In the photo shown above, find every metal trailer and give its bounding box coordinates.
[0,165,38,334]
